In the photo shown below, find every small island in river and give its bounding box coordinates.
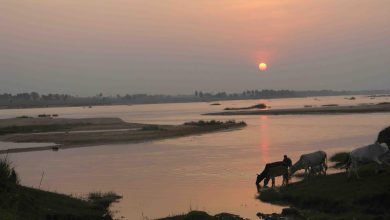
[0,117,246,154]
[205,103,390,115]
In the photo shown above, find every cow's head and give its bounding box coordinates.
[374,142,389,155]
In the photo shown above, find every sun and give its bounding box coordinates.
[259,63,267,71]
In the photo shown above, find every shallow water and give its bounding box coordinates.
[1,95,390,219]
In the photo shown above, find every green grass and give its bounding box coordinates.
[258,166,390,220]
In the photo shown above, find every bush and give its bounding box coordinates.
[87,191,122,218]
[15,116,32,119]
[0,158,19,186]
[87,191,122,210]
[183,120,246,126]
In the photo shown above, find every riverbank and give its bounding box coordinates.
[258,166,390,220]
[0,117,246,154]
[205,103,390,115]
[0,185,111,219]
[0,158,121,219]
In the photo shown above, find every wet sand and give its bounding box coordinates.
[205,103,390,115]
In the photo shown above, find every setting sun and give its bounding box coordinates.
[259,63,268,71]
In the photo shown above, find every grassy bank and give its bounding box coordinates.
[258,166,390,220]
[1,185,108,220]
[0,159,120,220]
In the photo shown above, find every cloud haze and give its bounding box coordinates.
[1,0,389,95]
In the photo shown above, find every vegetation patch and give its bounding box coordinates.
[38,114,52,118]
[15,116,33,119]
[183,120,246,127]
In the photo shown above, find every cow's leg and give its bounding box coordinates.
[373,158,384,173]
[352,160,360,179]
[271,177,275,188]
[256,175,262,191]
[264,177,270,187]
[347,164,351,179]
[283,174,288,186]
[323,163,328,175]
[308,167,313,176]
[306,166,312,179]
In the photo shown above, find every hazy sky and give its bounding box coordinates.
[1,1,389,95]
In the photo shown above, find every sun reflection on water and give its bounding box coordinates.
[259,116,270,164]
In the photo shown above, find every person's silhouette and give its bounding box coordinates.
[283,155,292,168]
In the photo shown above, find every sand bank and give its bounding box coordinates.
[205,103,390,115]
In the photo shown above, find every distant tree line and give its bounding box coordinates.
[0,89,388,108]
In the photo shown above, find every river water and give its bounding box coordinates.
[1,95,389,219]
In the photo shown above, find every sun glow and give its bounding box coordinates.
[258,63,268,71]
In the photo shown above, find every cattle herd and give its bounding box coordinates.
[256,126,390,190]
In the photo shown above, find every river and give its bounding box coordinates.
[1,95,389,219]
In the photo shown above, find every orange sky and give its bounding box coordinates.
[1,1,389,95]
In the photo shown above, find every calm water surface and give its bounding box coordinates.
[1,95,389,219]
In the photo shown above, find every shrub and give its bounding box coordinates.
[87,191,122,210]
[16,116,32,119]
[183,120,246,126]
[0,158,20,186]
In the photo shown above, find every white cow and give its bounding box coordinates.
[290,151,328,176]
[347,143,389,179]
